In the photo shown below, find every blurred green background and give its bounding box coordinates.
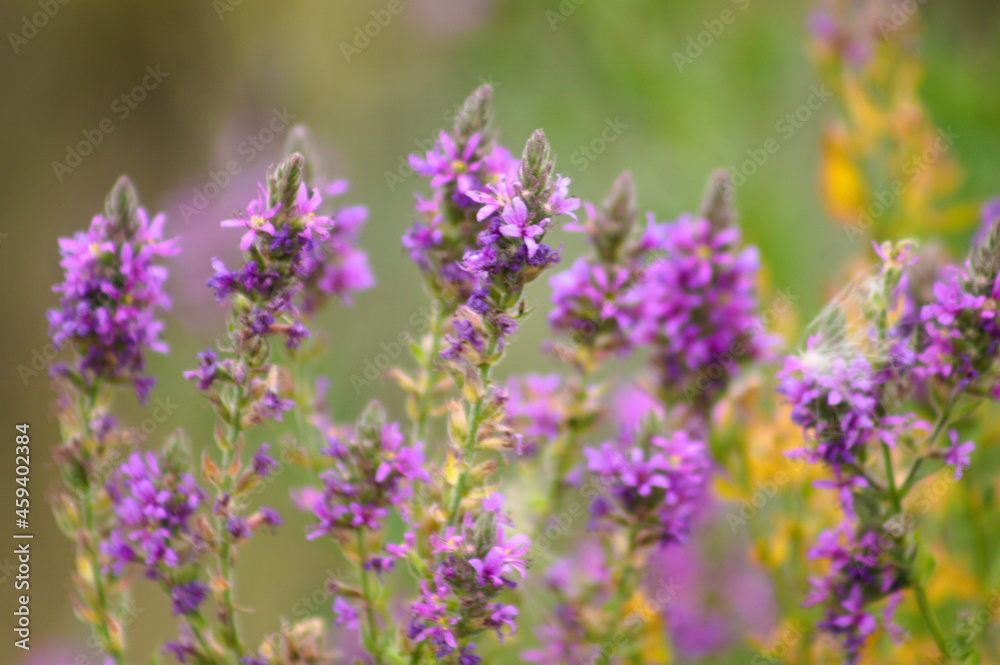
[2,1,999,663]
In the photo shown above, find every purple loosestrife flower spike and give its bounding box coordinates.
[48,176,178,402]
[403,84,518,306]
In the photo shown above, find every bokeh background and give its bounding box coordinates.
[2,1,999,663]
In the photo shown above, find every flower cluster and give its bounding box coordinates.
[504,373,567,454]
[620,212,771,404]
[104,451,204,579]
[918,220,1000,392]
[47,176,178,402]
[548,171,641,358]
[440,129,577,363]
[805,525,906,665]
[779,335,884,475]
[549,170,772,403]
[403,84,519,304]
[407,506,529,660]
[776,237,997,661]
[584,426,709,547]
[207,154,370,350]
[298,404,428,539]
[296,180,374,314]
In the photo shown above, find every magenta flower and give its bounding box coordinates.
[468,173,518,221]
[410,131,484,192]
[375,423,429,483]
[332,597,359,630]
[290,182,334,242]
[220,184,281,251]
[498,197,547,258]
[543,175,581,221]
[48,179,178,402]
[495,527,529,579]
[945,429,975,480]
[483,603,518,643]
[430,526,465,554]
[469,547,508,587]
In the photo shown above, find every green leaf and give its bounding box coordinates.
[914,545,937,585]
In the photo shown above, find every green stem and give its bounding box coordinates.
[884,442,952,661]
[881,442,902,513]
[531,368,590,543]
[356,529,384,665]
[445,336,500,526]
[597,524,641,665]
[413,299,447,443]
[914,581,952,660]
[217,383,245,662]
[78,388,126,665]
[82,487,126,665]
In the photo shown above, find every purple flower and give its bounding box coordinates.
[468,174,519,221]
[584,430,708,545]
[256,389,294,421]
[332,597,359,630]
[410,131,484,192]
[495,527,529,579]
[206,257,239,302]
[945,429,975,480]
[483,603,518,643]
[498,197,547,258]
[48,179,178,401]
[170,581,208,616]
[777,335,882,474]
[375,423,429,483]
[619,214,772,399]
[289,183,334,242]
[408,580,459,656]
[220,184,281,251]
[253,443,278,477]
[543,175,581,221]
[258,506,283,527]
[505,374,566,444]
[469,547,509,588]
[430,526,464,554]
[104,452,204,576]
[182,348,218,390]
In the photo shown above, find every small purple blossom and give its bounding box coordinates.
[220,184,281,251]
[104,452,204,576]
[170,581,208,616]
[945,429,975,480]
[332,596,359,630]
